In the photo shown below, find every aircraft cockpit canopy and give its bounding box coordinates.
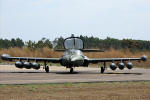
[64,37,84,50]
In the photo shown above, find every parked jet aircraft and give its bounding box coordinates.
[1,35,147,73]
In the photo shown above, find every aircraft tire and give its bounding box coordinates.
[101,67,105,73]
[45,66,49,73]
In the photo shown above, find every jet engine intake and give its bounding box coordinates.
[126,62,133,69]
[110,63,117,70]
[15,61,24,68]
[24,62,32,69]
[118,62,125,70]
[32,62,40,70]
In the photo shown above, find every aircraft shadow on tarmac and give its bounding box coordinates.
[0,71,46,73]
[0,71,142,75]
[53,72,142,75]
[104,72,142,75]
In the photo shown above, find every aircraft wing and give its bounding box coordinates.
[1,54,60,63]
[88,56,147,63]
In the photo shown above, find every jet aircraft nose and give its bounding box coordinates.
[71,55,84,66]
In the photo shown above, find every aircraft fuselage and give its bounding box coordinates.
[60,49,86,67]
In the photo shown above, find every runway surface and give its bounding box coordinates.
[0,65,150,84]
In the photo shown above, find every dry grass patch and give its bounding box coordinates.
[0,82,150,100]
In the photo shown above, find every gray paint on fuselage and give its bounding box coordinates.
[61,49,86,67]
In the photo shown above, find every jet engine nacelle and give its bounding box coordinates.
[118,62,125,70]
[126,62,133,69]
[110,63,117,70]
[15,61,24,68]
[82,59,89,67]
[141,55,147,62]
[24,62,32,69]
[32,62,40,70]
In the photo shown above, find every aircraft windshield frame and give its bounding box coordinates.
[64,37,84,50]
[63,49,83,55]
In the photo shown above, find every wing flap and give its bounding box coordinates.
[88,57,144,64]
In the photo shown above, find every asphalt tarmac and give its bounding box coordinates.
[0,65,150,84]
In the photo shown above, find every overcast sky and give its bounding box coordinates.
[0,0,150,41]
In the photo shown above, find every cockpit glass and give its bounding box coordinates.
[64,37,83,49]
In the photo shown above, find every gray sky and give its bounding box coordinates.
[0,0,150,41]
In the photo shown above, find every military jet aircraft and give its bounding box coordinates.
[1,35,147,73]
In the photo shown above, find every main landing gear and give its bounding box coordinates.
[101,62,106,73]
[44,61,49,73]
[45,66,49,73]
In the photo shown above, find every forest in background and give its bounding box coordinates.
[0,35,150,51]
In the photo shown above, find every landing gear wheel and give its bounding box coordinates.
[70,68,74,73]
[45,66,49,73]
[101,67,105,73]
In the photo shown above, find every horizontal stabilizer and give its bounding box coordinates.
[54,49,104,52]
[81,49,104,52]
[54,49,66,52]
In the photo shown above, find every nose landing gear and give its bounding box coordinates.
[70,68,74,73]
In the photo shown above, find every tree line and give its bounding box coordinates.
[0,35,150,51]
[0,38,52,50]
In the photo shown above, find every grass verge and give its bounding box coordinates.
[0,81,150,100]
